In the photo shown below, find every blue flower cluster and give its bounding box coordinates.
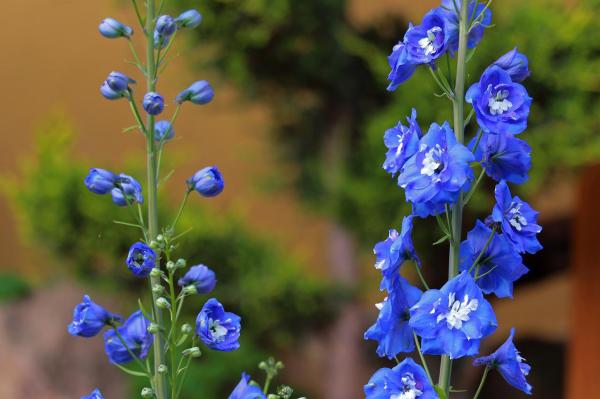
[366,1,541,397]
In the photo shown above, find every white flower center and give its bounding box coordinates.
[390,372,424,399]
[418,27,442,56]
[420,144,443,176]
[508,202,527,231]
[436,292,479,330]
[488,89,512,115]
[395,134,405,156]
[208,318,228,341]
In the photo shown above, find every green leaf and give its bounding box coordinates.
[433,235,450,246]
[434,385,448,399]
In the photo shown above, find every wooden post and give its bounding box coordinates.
[568,164,600,398]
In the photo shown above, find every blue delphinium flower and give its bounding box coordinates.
[101,72,135,100]
[154,15,177,48]
[386,40,417,91]
[469,131,531,184]
[459,220,528,298]
[104,310,153,364]
[398,122,474,217]
[187,166,224,197]
[490,180,542,254]
[364,357,437,399]
[142,92,165,115]
[440,0,492,53]
[383,109,422,176]
[111,174,144,206]
[364,277,422,359]
[493,47,531,83]
[228,373,267,399]
[68,295,122,338]
[409,271,497,359]
[126,242,156,278]
[196,298,241,351]
[176,80,215,105]
[178,264,217,295]
[154,120,175,142]
[466,65,532,135]
[99,18,133,39]
[84,168,117,194]
[404,9,448,64]
[373,216,421,291]
[474,328,532,395]
[81,388,104,399]
[176,10,203,29]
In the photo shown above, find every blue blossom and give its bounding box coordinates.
[386,40,417,91]
[81,388,104,399]
[383,109,422,176]
[493,48,531,83]
[228,373,267,399]
[142,92,165,115]
[196,298,241,351]
[398,122,474,217]
[84,168,117,194]
[466,66,532,135]
[373,216,421,291]
[364,358,437,399]
[68,295,122,338]
[154,120,175,142]
[99,18,133,39]
[440,1,492,53]
[111,174,144,206]
[459,220,528,298]
[126,242,156,278]
[104,310,153,364]
[176,80,215,105]
[178,264,217,294]
[364,277,422,359]
[469,131,531,184]
[491,180,542,254]
[101,72,135,100]
[404,9,448,64]
[409,271,497,359]
[154,15,177,49]
[474,328,532,395]
[187,166,224,197]
[176,10,202,29]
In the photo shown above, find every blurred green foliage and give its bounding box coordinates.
[0,273,30,303]
[182,0,600,245]
[3,115,342,398]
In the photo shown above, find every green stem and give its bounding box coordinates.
[438,0,469,395]
[473,367,490,399]
[414,262,430,290]
[112,326,151,376]
[463,167,486,205]
[468,226,497,274]
[128,93,147,135]
[413,332,433,384]
[145,1,169,398]
[171,190,191,232]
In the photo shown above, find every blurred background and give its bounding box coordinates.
[0,0,598,398]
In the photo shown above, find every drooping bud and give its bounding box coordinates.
[187,166,224,197]
[140,387,154,398]
[154,120,175,142]
[155,297,171,309]
[99,18,133,39]
[182,346,202,358]
[181,323,193,334]
[175,10,202,29]
[175,80,214,105]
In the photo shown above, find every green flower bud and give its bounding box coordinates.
[141,387,154,398]
[150,268,162,278]
[166,261,176,272]
[158,364,168,374]
[156,297,170,309]
[152,284,164,294]
[181,323,193,334]
[156,234,164,242]
[176,258,187,268]
[182,346,201,357]
[148,323,160,334]
[183,285,197,295]
[149,240,159,249]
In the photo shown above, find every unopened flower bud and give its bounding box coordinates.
[181,323,193,334]
[150,268,162,278]
[156,297,170,309]
[158,364,168,374]
[140,387,154,398]
[154,120,175,142]
[182,346,201,357]
[84,168,117,194]
[166,261,176,272]
[148,323,160,334]
[99,18,133,39]
[176,258,187,268]
[142,92,165,115]
[176,80,214,105]
[176,10,202,29]
[149,240,159,249]
[187,166,224,197]
[152,284,164,294]
[156,234,164,242]
[183,285,197,295]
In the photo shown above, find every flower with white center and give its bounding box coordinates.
[365,358,437,399]
[418,26,442,56]
[196,298,241,352]
[409,272,497,359]
[404,9,448,64]
[383,109,422,176]
[488,89,513,115]
[420,145,443,176]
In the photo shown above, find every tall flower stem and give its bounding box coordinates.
[144,1,169,398]
[438,0,469,395]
